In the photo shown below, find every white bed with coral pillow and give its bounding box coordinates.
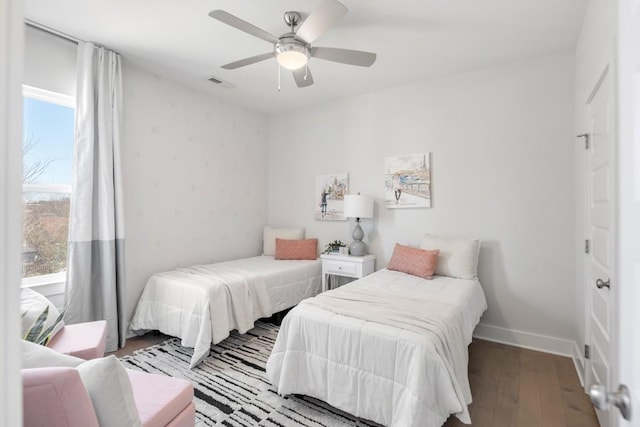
[130,255,321,368]
[266,235,487,427]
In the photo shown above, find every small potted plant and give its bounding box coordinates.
[323,240,346,254]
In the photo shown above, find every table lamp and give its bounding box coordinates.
[343,194,374,256]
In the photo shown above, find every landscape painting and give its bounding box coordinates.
[385,153,431,209]
[315,173,349,220]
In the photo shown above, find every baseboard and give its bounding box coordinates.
[573,341,585,387]
[473,323,575,357]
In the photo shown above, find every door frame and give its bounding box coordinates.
[0,0,24,425]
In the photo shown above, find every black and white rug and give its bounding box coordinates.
[120,322,381,427]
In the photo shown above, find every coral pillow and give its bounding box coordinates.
[263,226,305,256]
[275,238,318,260]
[387,243,439,279]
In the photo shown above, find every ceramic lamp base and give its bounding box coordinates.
[349,221,366,256]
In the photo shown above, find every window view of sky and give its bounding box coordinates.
[23,97,74,185]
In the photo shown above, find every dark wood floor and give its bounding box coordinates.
[444,340,599,427]
[108,332,170,358]
[111,335,599,427]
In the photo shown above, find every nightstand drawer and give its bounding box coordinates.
[320,253,376,292]
[324,260,358,276]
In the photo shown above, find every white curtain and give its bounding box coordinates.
[65,42,126,352]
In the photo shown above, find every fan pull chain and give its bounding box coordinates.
[304,61,309,81]
[277,64,281,91]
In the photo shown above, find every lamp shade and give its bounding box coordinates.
[344,195,373,219]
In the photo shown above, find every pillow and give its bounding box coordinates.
[21,339,84,369]
[275,238,318,260]
[419,234,481,279]
[387,244,439,279]
[263,226,305,256]
[21,287,65,345]
[76,355,142,427]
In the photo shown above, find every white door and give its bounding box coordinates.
[611,0,640,425]
[584,62,616,427]
[586,2,639,424]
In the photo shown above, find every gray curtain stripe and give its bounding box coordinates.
[66,239,126,350]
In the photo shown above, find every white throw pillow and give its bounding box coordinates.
[419,234,481,279]
[20,287,65,344]
[76,355,142,427]
[21,339,84,369]
[263,226,305,256]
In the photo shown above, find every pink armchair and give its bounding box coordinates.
[46,320,108,360]
[23,367,99,427]
[22,367,195,427]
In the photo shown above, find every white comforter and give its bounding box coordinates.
[130,264,273,368]
[266,269,487,427]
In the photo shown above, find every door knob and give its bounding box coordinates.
[589,383,632,421]
[596,278,610,289]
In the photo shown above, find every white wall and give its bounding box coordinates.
[23,25,76,97]
[572,0,616,382]
[22,27,271,330]
[121,62,269,326]
[269,52,576,354]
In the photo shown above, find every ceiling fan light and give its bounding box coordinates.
[275,40,309,70]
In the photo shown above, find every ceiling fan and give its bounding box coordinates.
[209,0,377,88]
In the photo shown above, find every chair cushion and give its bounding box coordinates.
[76,356,142,427]
[21,287,65,345]
[127,370,194,427]
[47,320,107,360]
[22,339,84,369]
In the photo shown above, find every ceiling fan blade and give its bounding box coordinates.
[295,0,347,44]
[311,47,377,67]
[221,52,274,69]
[292,67,314,87]
[209,10,280,44]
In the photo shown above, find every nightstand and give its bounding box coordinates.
[320,253,376,292]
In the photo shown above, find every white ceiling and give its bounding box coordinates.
[24,0,587,115]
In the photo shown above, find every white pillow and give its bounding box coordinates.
[76,355,142,427]
[21,339,84,369]
[21,287,65,344]
[263,226,305,256]
[419,234,481,279]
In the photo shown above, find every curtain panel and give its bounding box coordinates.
[65,42,126,352]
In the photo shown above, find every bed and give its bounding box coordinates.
[266,235,487,427]
[130,227,322,368]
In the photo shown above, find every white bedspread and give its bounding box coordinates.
[266,269,487,427]
[130,256,321,368]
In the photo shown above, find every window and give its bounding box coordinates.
[22,86,75,287]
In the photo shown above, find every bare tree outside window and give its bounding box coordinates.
[22,134,56,184]
[22,135,71,278]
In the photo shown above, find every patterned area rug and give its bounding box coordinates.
[120,322,381,427]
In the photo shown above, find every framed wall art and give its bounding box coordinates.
[385,153,431,209]
[315,173,349,220]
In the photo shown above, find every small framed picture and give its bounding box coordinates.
[339,246,349,255]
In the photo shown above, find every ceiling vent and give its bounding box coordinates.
[207,75,236,89]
